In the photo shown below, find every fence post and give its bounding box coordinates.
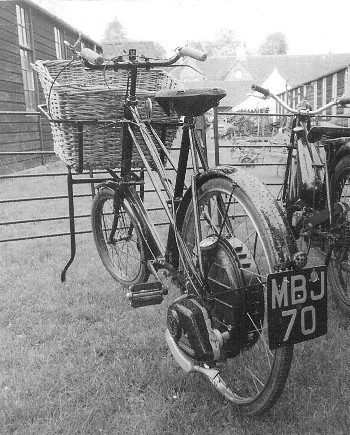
[213,106,219,166]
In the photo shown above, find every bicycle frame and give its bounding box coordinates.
[281,110,327,211]
[103,58,213,293]
[249,87,350,233]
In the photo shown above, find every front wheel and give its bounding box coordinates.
[328,155,350,315]
[91,187,148,286]
[180,172,295,415]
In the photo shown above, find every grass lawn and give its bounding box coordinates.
[1,160,350,434]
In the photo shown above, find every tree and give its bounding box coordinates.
[152,42,166,59]
[102,17,128,43]
[213,29,239,56]
[188,28,240,57]
[259,32,288,55]
[101,18,166,58]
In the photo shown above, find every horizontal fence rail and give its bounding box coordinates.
[0,110,186,244]
[1,109,349,245]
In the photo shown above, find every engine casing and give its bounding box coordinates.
[167,294,221,362]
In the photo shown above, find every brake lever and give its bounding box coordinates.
[64,33,82,57]
[171,64,205,76]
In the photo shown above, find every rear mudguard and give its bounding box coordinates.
[176,165,298,271]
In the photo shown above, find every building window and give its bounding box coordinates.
[54,27,64,59]
[313,81,317,110]
[322,77,327,106]
[332,73,338,116]
[16,4,36,111]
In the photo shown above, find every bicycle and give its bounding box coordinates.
[252,84,350,315]
[35,40,329,416]
[230,145,265,166]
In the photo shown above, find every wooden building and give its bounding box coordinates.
[172,53,350,114]
[0,0,102,173]
[277,64,350,124]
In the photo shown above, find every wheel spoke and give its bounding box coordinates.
[328,157,350,313]
[91,189,147,285]
[180,176,293,414]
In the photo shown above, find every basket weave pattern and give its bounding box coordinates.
[33,60,182,171]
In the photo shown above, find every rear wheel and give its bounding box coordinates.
[91,187,148,285]
[240,155,253,167]
[181,175,293,415]
[328,155,350,315]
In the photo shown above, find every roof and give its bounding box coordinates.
[193,56,237,81]
[181,79,255,108]
[19,0,100,47]
[215,53,350,86]
[244,53,350,87]
[172,52,350,106]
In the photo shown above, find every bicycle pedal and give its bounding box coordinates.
[126,281,163,308]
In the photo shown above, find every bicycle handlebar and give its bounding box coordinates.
[337,96,350,106]
[80,47,104,65]
[78,43,207,70]
[251,84,350,115]
[178,46,207,61]
[251,84,270,98]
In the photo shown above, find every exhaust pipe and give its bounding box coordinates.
[165,329,238,402]
[165,328,197,373]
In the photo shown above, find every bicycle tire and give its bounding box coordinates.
[328,155,350,315]
[91,187,148,285]
[180,171,295,416]
[240,155,253,167]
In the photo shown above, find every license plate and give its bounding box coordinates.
[267,266,327,350]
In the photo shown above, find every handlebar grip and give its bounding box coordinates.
[179,46,207,61]
[252,84,270,98]
[81,48,104,65]
[337,96,350,106]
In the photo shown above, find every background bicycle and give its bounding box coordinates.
[252,84,350,316]
[230,144,265,165]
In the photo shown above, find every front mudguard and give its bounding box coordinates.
[98,184,162,260]
[176,165,297,271]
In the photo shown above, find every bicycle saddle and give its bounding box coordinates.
[155,88,226,117]
[308,122,350,142]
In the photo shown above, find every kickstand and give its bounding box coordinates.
[61,167,76,282]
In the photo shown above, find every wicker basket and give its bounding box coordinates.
[33,59,183,171]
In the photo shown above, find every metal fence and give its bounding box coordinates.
[0,114,194,247]
[1,109,349,246]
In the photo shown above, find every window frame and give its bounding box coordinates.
[54,26,65,59]
[16,4,36,112]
